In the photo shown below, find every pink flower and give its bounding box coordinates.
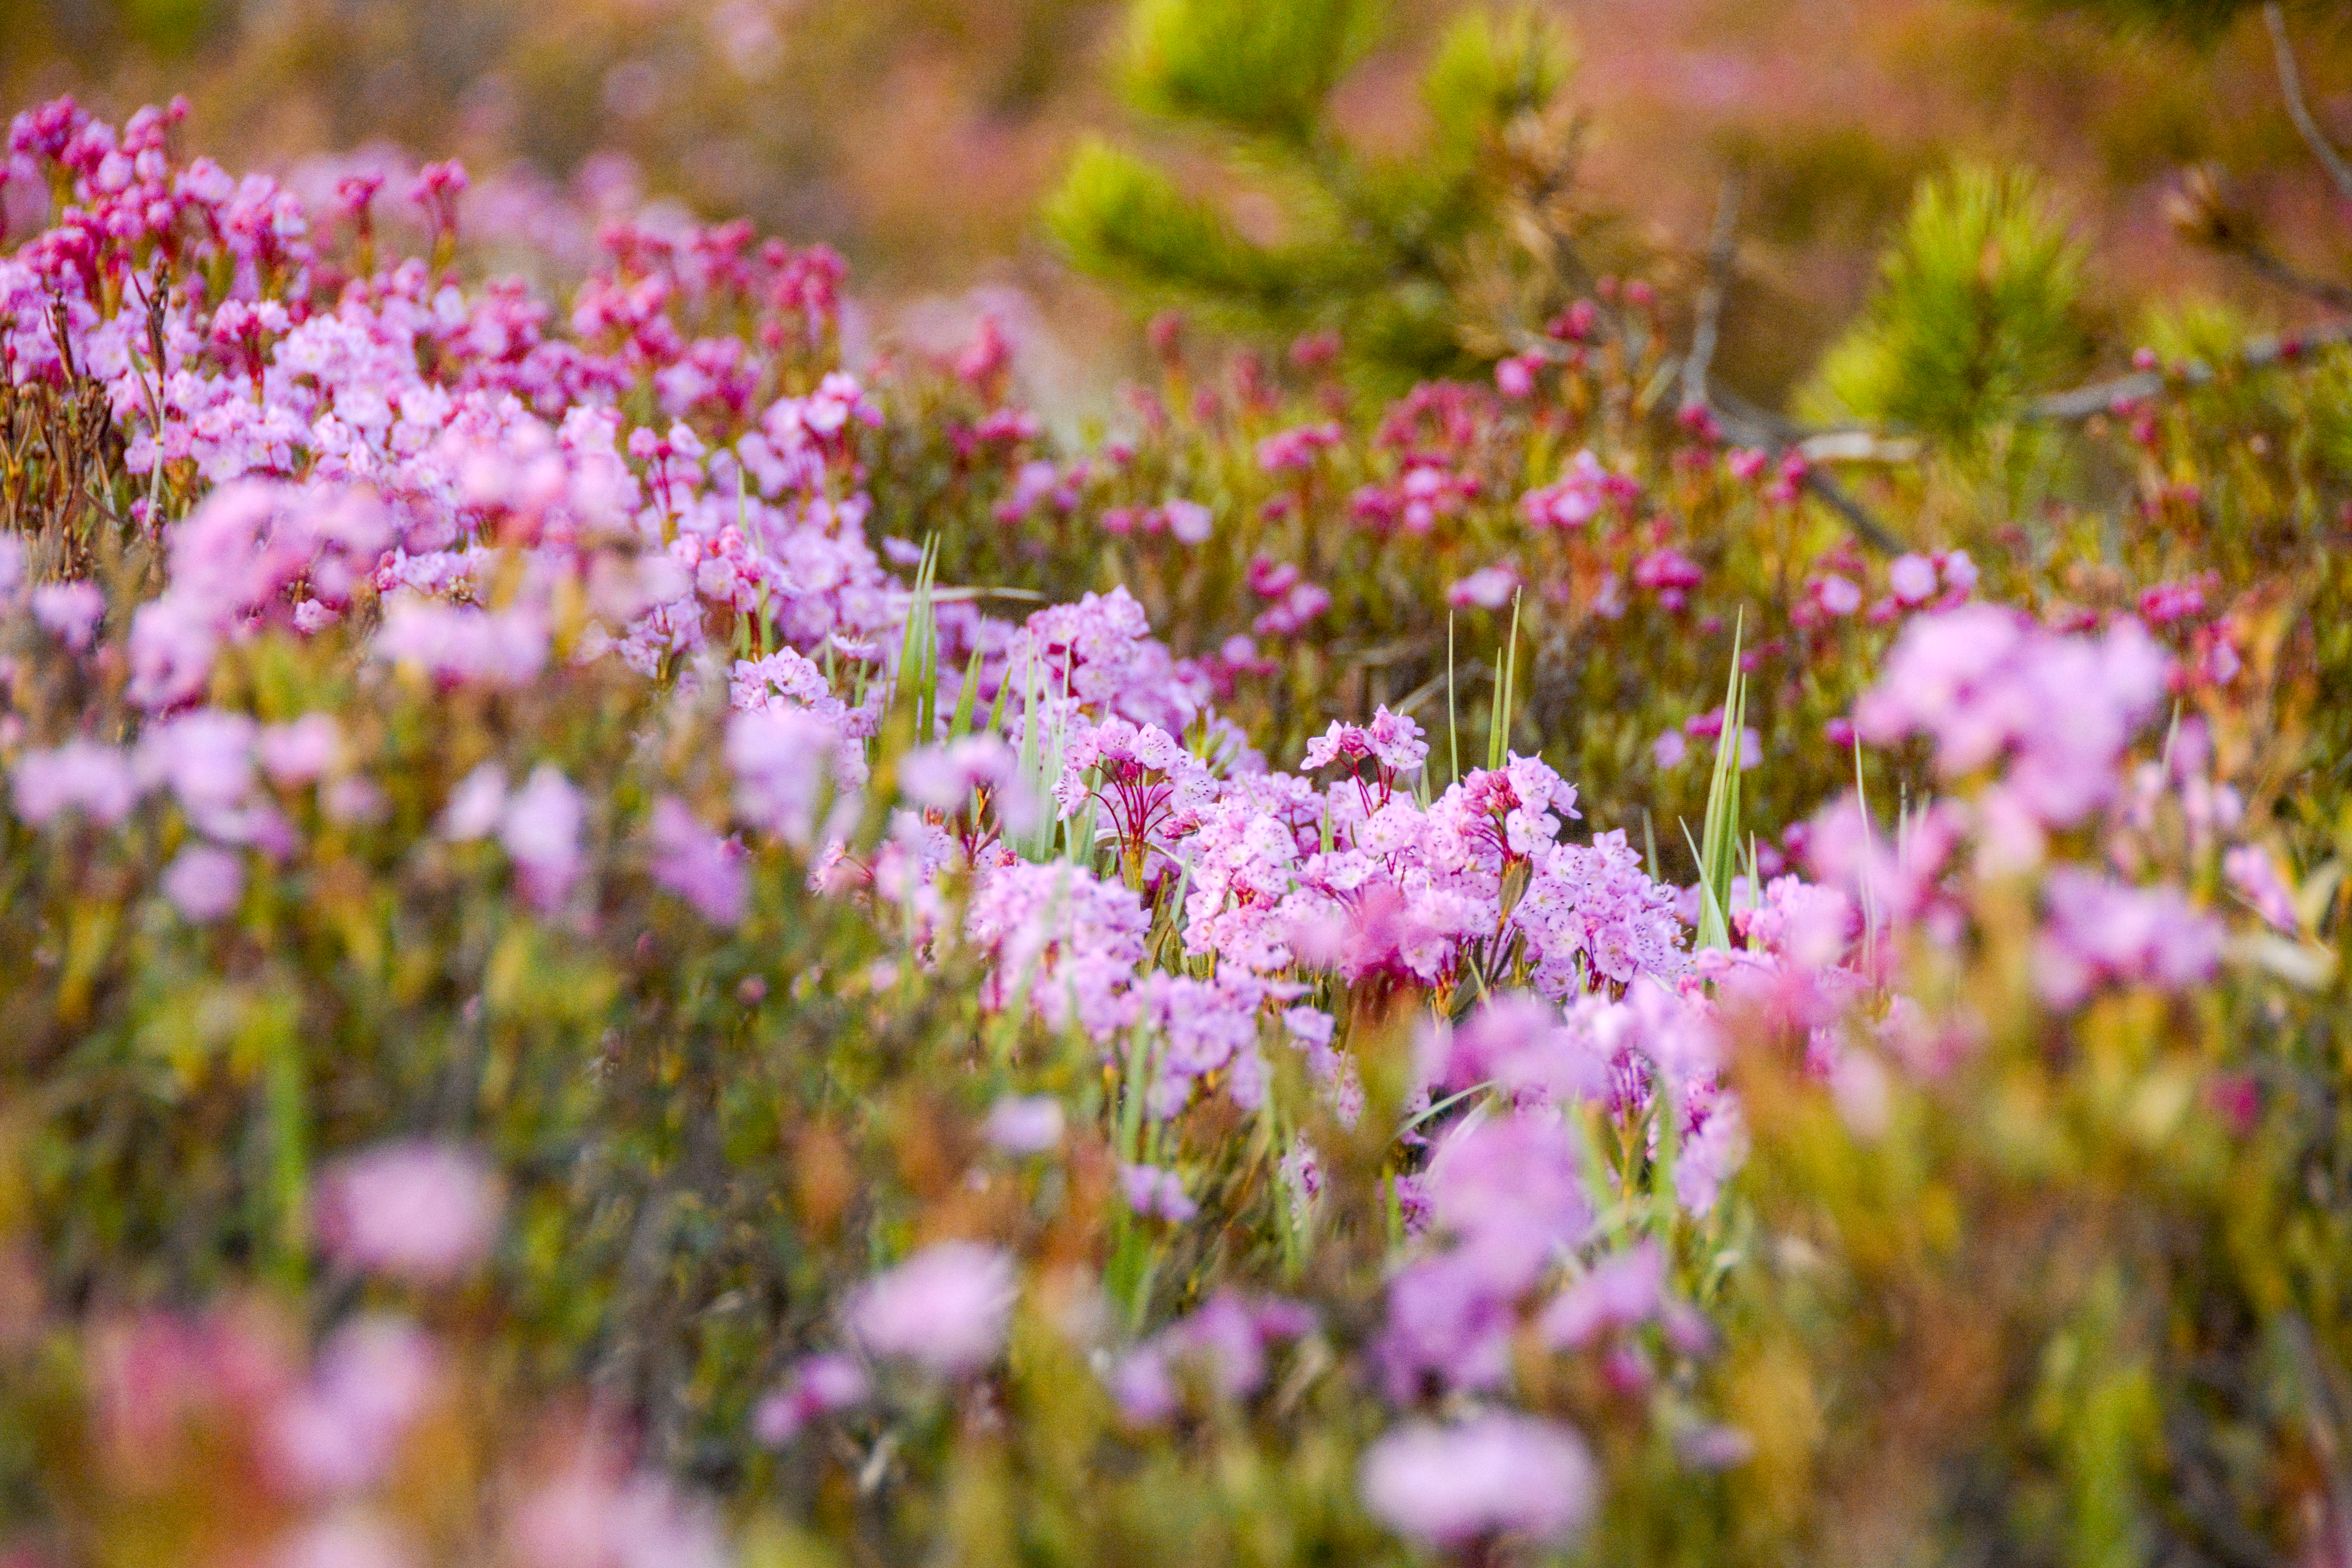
[1256,422,1341,474]
[751,1353,869,1446]
[728,708,854,850]
[1814,573,1862,616]
[2223,844,2298,932]
[1300,705,1429,778]
[506,1448,726,1568]
[1054,717,1214,862]
[646,797,746,926]
[2035,867,2224,1009]
[848,1241,1016,1376]
[899,735,1034,832]
[31,580,105,650]
[439,764,508,842]
[258,715,342,785]
[1119,1163,1197,1223]
[1854,606,2169,828]
[1541,1241,1667,1347]
[1162,498,1213,544]
[981,1094,1065,1154]
[1110,1292,1315,1423]
[1419,993,1610,1106]
[272,1515,417,1568]
[966,860,1148,1040]
[1520,450,1615,530]
[1632,546,1704,610]
[13,739,139,826]
[317,1142,502,1284]
[272,1315,440,1494]
[1447,564,1519,610]
[1252,581,1331,637]
[1423,1111,1592,1287]
[1887,552,1938,605]
[499,765,586,914]
[162,844,244,921]
[376,599,550,688]
[1360,1414,1597,1549]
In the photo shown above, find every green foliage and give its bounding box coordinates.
[1422,4,1576,153]
[1044,138,1331,320]
[1048,2,1577,389]
[1998,0,2266,42]
[1805,166,2092,442]
[1127,0,1381,144]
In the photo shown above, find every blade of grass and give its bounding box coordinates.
[947,646,984,740]
[1487,589,1524,773]
[1446,611,1462,787]
[1693,613,1747,948]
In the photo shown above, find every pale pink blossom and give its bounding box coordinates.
[1360,1414,1597,1549]
[317,1142,502,1284]
[847,1241,1016,1376]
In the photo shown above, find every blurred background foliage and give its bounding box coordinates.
[4,0,2350,411]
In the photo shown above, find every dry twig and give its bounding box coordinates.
[2265,3,2352,211]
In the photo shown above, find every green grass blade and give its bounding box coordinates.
[947,646,984,740]
[1447,612,1462,787]
[1487,589,1523,773]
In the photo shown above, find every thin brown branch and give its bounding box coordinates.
[2226,231,2352,313]
[2265,3,2352,212]
[1680,171,1744,415]
[1708,386,1905,556]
